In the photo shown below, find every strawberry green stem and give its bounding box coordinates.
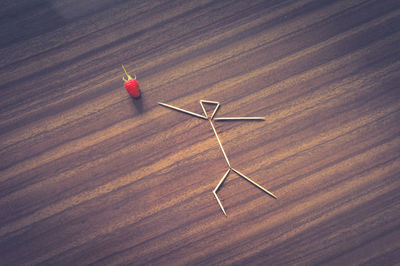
[122,65,133,80]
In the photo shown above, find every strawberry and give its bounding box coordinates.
[122,65,140,98]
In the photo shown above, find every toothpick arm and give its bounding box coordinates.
[158,102,207,120]
[214,117,265,121]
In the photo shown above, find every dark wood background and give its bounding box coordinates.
[1,0,399,265]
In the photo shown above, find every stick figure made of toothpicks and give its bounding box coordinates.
[159,100,277,216]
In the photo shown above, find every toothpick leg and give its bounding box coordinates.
[213,169,230,216]
[158,102,207,120]
[231,168,277,199]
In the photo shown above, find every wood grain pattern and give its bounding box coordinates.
[1,0,399,265]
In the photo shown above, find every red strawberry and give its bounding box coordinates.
[122,65,140,98]
[124,78,140,98]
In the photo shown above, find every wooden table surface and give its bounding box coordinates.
[1,0,399,265]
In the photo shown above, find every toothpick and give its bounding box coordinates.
[158,102,207,120]
[213,169,230,216]
[214,169,230,193]
[214,117,265,121]
[210,104,220,120]
[200,101,208,118]
[209,120,231,167]
[231,168,277,199]
[199,100,220,120]
[200,100,220,105]
[213,191,227,216]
